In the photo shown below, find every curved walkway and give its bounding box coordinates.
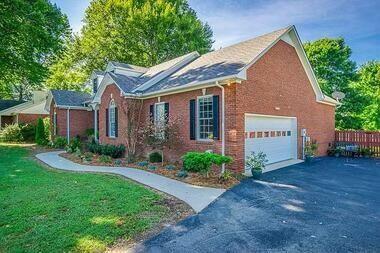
[36,151,225,212]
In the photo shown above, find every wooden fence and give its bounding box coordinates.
[335,130,380,157]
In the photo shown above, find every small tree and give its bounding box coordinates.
[35,118,46,145]
[122,98,144,162]
[139,116,181,165]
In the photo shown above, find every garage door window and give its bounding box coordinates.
[197,96,213,140]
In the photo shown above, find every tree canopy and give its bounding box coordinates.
[0,0,70,100]
[46,0,213,90]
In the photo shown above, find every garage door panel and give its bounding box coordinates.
[245,115,297,168]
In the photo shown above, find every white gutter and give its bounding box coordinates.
[215,81,226,174]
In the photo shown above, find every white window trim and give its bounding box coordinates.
[154,102,166,139]
[196,94,214,141]
[108,100,116,138]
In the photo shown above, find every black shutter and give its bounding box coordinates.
[115,107,118,137]
[105,108,109,137]
[212,95,220,140]
[189,99,196,140]
[164,102,169,123]
[150,104,154,123]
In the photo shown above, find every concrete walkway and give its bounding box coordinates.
[36,151,225,212]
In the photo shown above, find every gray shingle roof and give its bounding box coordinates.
[51,90,92,107]
[0,100,25,111]
[94,70,106,76]
[109,61,148,73]
[144,27,289,93]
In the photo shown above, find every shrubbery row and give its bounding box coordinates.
[87,142,125,158]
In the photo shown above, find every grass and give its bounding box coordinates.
[0,144,170,252]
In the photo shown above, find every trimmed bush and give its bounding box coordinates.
[136,161,149,167]
[87,143,125,158]
[67,137,81,152]
[43,118,50,142]
[149,152,162,163]
[148,165,157,170]
[165,164,176,170]
[0,124,23,142]
[99,155,112,164]
[182,152,233,175]
[176,170,188,178]
[52,136,67,149]
[35,118,47,145]
[20,124,36,142]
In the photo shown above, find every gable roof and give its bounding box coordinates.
[94,25,338,106]
[51,90,92,107]
[109,61,148,73]
[0,100,25,111]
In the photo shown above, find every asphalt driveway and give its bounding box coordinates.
[135,157,380,252]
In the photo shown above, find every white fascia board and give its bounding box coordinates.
[139,75,243,99]
[132,52,200,93]
[56,105,92,111]
[92,73,126,103]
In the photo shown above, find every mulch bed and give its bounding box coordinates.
[60,152,243,189]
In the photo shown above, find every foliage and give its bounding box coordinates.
[0,124,23,142]
[0,0,70,100]
[305,139,318,157]
[82,152,94,162]
[19,124,36,142]
[176,170,188,178]
[0,145,168,252]
[148,165,157,170]
[220,169,233,181]
[182,152,233,176]
[85,128,95,137]
[99,155,112,164]
[304,38,358,129]
[136,161,149,167]
[165,164,176,170]
[245,152,268,172]
[149,152,163,163]
[35,118,47,145]
[67,137,82,152]
[359,147,372,157]
[52,136,67,149]
[114,159,122,166]
[46,0,213,90]
[122,99,143,162]
[88,143,125,158]
[349,61,380,130]
[43,118,51,142]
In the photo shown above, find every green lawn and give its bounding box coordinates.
[0,144,169,252]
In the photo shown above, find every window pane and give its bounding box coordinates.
[198,96,213,140]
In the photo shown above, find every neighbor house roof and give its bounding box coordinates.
[109,61,148,73]
[51,90,92,107]
[0,100,25,111]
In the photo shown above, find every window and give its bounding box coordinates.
[109,100,116,137]
[197,96,213,140]
[287,131,291,136]
[154,103,166,138]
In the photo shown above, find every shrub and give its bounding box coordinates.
[85,128,94,137]
[148,165,157,170]
[220,169,233,181]
[114,159,122,166]
[99,155,112,164]
[87,143,125,158]
[35,118,47,145]
[67,137,81,152]
[246,152,268,172]
[136,161,149,167]
[182,152,233,176]
[52,136,67,149]
[165,164,176,170]
[83,152,94,161]
[20,124,36,142]
[0,124,23,142]
[149,152,163,163]
[43,118,51,142]
[176,170,188,178]
[74,147,82,157]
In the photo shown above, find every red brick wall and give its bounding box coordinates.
[18,113,47,125]
[228,40,335,171]
[98,40,335,173]
[49,99,94,139]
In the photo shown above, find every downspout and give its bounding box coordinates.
[67,108,70,144]
[216,81,226,173]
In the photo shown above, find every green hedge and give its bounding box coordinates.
[182,152,233,175]
[87,143,125,158]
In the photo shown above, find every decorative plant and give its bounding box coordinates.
[136,161,149,167]
[176,170,188,178]
[52,136,67,149]
[305,139,318,157]
[360,147,372,158]
[165,164,176,170]
[35,118,47,145]
[149,152,163,163]
[148,165,157,171]
[220,169,233,182]
[246,152,268,172]
[182,152,233,177]
[114,159,122,166]
[99,155,112,164]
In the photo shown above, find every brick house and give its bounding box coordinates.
[48,26,338,173]
[0,91,49,129]
[45,90,94,142]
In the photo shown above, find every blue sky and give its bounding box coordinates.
[51,0,379,65]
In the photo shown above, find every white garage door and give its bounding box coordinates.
[245,114,297,168]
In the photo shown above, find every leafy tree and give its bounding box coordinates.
[0,0,71,100]
[46,0,214,89]
[304,38,357,129]
[350,61,380,130]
